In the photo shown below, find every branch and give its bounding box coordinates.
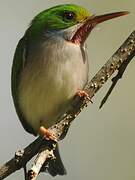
[0,31,135,180]
[28,142,56,179]
[0,137,43,179]
[99,38,135,108]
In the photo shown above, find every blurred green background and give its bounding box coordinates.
[0,0,135,180]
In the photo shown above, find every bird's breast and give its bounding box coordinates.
[19,37,89,133]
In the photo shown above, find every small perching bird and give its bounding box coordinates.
[11,4,129,176]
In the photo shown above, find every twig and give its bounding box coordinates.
[85,31,135,99]
[99,39,135,108]
[24,165,28,180]
[0,31,135,180]
[0,137,43,179]
[28,141,56,180]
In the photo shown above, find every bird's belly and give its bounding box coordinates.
[19,43,88,133]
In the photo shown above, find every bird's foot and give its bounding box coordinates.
[75,90,92,102]
[39,126,57,142]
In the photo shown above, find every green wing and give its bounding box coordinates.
[11,37,36,135]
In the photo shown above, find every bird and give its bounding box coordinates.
[11,4,128,176]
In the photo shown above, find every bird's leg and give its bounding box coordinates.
[39,126,58,142]
[75,89,93,103]
[76,89,89,98]
[75,89,92,102]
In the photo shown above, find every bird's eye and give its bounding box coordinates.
[63,11,75,21]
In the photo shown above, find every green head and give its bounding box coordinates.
[26,4,91,38]
[26,4,129,43]
[32,4,91,30]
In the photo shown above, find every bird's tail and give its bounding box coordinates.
[41,144,67,176]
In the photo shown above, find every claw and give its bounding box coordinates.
[39,126,58,142]
[75,90,92,103]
